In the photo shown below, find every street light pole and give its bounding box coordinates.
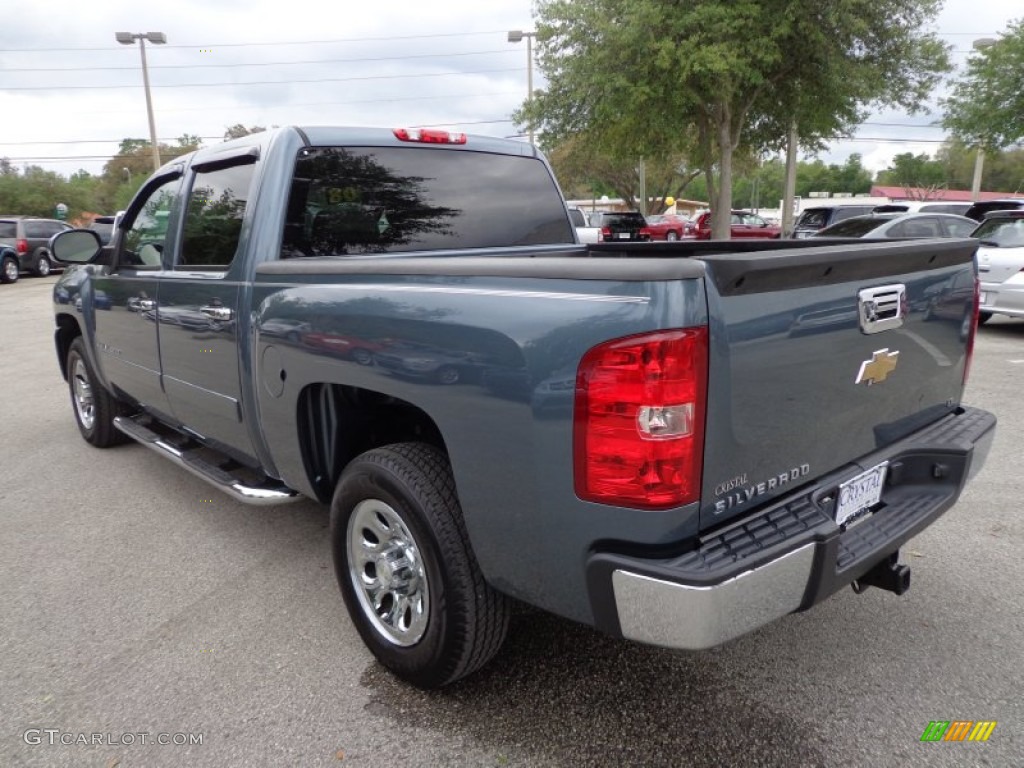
[116,31,167,172]
[507,30,536,146]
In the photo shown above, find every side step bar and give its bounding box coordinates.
[113,416,302,506]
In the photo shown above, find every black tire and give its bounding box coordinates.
[1,255,18,284]
[330,443,511,688]
[66,337,129,447]
[977,311,992,326]
[34,252,52,277]
[666,230,679,241]
[352,348,373,366]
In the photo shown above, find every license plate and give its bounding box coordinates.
[836,462,888,527]
[979,291,988,304]
[617,233,630,239]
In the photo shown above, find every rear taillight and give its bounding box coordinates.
[393,127,467,144]
[16,239,28,254]
[601,226,612,241]
[964,274,980,385]
[574,328,708,509]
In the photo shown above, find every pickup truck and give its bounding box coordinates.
[50,126,995,689]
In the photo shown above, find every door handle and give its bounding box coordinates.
[200,305,235,321]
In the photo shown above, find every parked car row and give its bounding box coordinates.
[0,216,71,281]
[0,214,122,284]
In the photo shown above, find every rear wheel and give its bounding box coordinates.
[66,337,129,447]
[666,230,679,241]
[34,253,52,277]
[1,256,18,284]
[977,311,992,325]
[330,443,511,688]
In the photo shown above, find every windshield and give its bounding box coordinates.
[973,217,1024,247]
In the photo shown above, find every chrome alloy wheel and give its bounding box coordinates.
[3,258,17,282]
[347,498,429,646]
[71,358,95,430]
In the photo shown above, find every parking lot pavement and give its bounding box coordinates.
[1,276,1021,767]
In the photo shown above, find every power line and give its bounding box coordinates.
[3,67,521,91]
[2,49,518,73]
[0,120,515,146]
[0,30,510,53]
[29,91,523,117]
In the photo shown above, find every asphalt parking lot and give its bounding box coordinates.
[1,274,1021,767]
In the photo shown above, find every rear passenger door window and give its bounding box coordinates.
[941,218,976,238]
[177,162,256,270]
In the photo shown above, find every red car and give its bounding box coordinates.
[693,210,781,240]
[641,214,694,241]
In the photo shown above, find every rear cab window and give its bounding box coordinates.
[280,147,573,257]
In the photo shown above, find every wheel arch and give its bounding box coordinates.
[55,313,82,381]
[296,382,449,504]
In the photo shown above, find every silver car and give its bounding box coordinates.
[973,211,1024,324]
[812,212,978,239]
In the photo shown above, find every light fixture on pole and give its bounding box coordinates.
[969,37,997,202]
[116,31,167,172]
[507,30,536,146]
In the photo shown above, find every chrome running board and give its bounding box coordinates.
[113,415,302,506]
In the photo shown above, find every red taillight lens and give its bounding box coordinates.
[964,273,980,385]
[16,239,28,254]
[574,328,708,509]
[601,226,612,241]
[393,127,467,144]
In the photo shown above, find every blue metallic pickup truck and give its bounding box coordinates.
[50,126,995,688]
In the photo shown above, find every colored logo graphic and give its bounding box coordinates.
[920,721,997,742]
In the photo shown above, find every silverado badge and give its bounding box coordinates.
[856,348,899,386]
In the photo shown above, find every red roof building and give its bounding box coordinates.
[870,185,1023,202]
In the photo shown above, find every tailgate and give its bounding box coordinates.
[697,238,977,530]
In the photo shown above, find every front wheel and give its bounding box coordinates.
[666,230,679,241]
[1,255,18,284]
[330,443,510,688]
[977,311,992,326]
[66,337,129,447]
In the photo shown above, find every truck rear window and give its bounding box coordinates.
[280,146,574,257]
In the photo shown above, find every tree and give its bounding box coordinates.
[224,124,266,141]
[523,0,949,238]
[547,134,701,213]
[874,152,948,189]
[943,18,1024,152]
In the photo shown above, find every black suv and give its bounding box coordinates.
[963,198,1024,222]
[590,211,651,242]
[790,205,876,238]
[0,216,72,276]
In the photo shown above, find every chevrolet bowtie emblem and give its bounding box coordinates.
[856,348,899,386]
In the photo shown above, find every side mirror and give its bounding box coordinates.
[50,229,103,264]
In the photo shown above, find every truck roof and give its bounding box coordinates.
[166,126,538,175]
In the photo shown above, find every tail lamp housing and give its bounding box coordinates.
[574,327,708,509]
[963,272,980,385]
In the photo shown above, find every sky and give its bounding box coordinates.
[0,0,1021,180]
